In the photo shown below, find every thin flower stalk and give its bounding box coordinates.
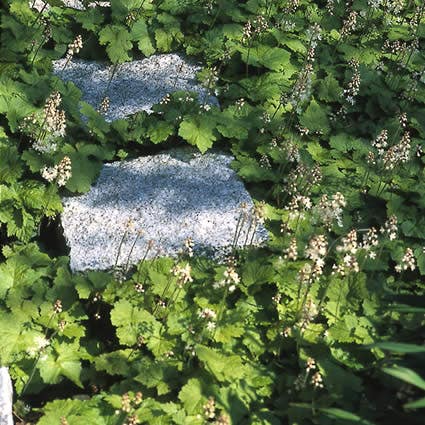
[62,35,83,70]
[114,220,134,273]
[124,230,144,274]
[242,15,269,77]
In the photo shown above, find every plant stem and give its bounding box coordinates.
[334,276,347,322]
[114,228,129,270]
[30,2,48,29]
[124,232,143,274]
[212,286,229,340]
[209,4,222,29]
[30,38,45,67]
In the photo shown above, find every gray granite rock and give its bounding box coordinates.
[61,149,267,272]
[53,55,218,122]
[0,368,13,425]
[31,0,110,12]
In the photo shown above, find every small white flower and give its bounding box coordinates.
[27,335,50,357]
[311,371,324,388]
[171,263,193,286]
[206,321,216,332]
[198,308,217,320]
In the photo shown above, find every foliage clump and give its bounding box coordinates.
[0,0,425,424]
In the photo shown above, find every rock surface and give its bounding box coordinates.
[31,0,110,12]
[0,368,13,425]
[61,149,267,272]
[53,55,218,122]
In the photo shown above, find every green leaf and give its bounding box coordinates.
[21,150,45,172]
[369,342,425,353]
[134,358,178,395]
[94,349,133,376]
[242,260,275,287]
[0,312,23,365]
[320,408,376,425]
[155,28,174,52]
[329,134,368,154]
[0,253,35,299]
[99,25,132,63]
[74,271,111,299]
[38,399,105,425]
[318,74,342,102]
[0,268,14,299]
[390,304,425,314]
[111,299,161,348]
[0,77,34,131]
[323,277,350,326]
[405,396,425,409]
[0,144,23,183]
[196,345,246,382]
[319,358,363,397]
[154,13,183,52]
[75,7,104,32]
[178,116,217,153]
[80,102,110,141]
[147,120,174,144]
[415,248,425,276]
[178,378,206,415]
[307,141,328,161]
[9,1,34,23]
[38,341,84,387]
[383,366,425,390]
[299,99,330,135]
[42,184,63,217]
[216,107,249,139]
[111,0,141,21]
[272,33,306,54]
[214,322,244,344]
[62,143,106,193]
[238,72,293,102]
[232,156,275,182]
[239,45,292,72]
[3,206,36,242]
[131,18,155,57]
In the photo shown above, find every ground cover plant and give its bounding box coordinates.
[1,0,425,423]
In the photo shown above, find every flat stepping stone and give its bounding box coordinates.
[53,55,218,122]
[0,367,13,425]
[61,149,267,272]
[31,1,110,12]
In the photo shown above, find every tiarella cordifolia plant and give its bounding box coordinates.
[20,91,66,153]
[63,34,83,69]
[41,156,72,186]
[0,0,425,424]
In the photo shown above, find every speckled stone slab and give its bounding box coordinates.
[31,0,110,12]
[52,55,218,122]
[61,149,267,272]
[0,367,13,425]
